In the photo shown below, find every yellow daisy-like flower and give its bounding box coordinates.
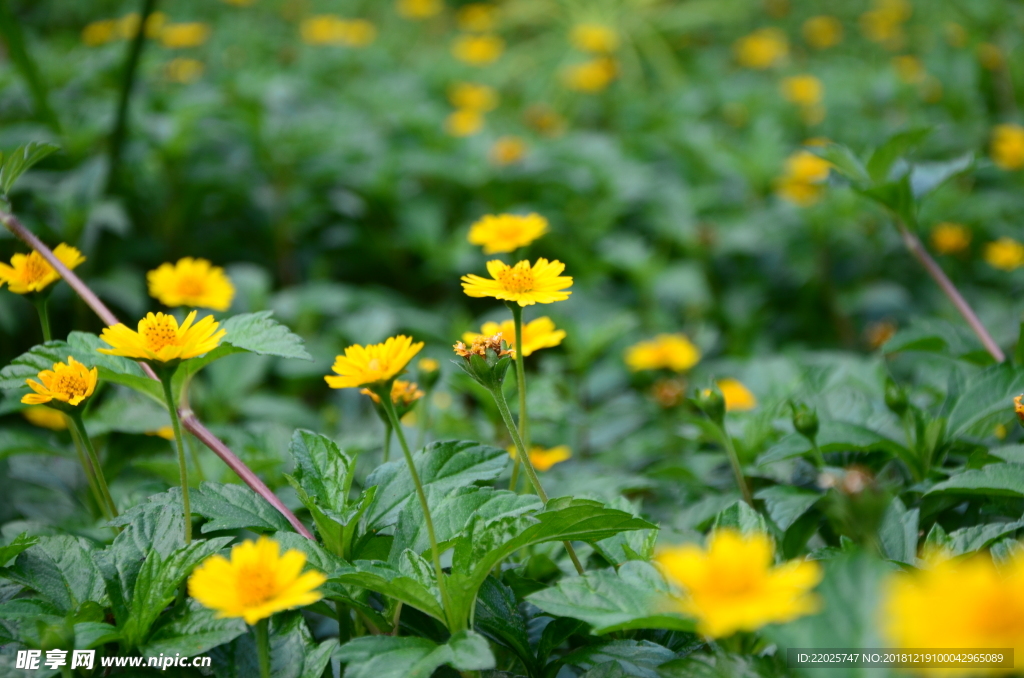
[300,16,376,47]
[457,3,495,32]
[360,379,425,406]
[930,223,971,255]
[445,109,484,137]
[733,28,788,70]
[655,530,822,639]
[397,0,443,19]
[452,34,504,66]
[991,124,1024,171]
[82,20,118,46]
[563,58,617,93]
[490,136,527,166]
[776,150,832,206]
[22,406,68,430]
[159,22,211,49]
[624,334,701,373]
[448,82,498,112]
[802,16,843,49]
[325,335,424,389]
[461,259,572,307]
[984,237,1024,271]
[467,213,548,254]
[718,378,757,411]
[419,357,440,372]
[508,444,571,472]
[98,311,226,363]
[781,75,823,107]
[570,24,619,53]
[463,316,565,358]
[0,243,85,295]
[147,257,236,311]
[21,357,98,407]
[188,535,326,625]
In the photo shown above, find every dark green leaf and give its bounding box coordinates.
[927,464,1024,498]
[0,533,38,567]
[754,486,821,532]
[191,482,294,534]
[289,429,354,513]
[858,174,916,227]
[866,128,930,182]
[711,500,767,534]
[335,630,495,678]
[0,535,106,614]
[758,422,909,465]
[560,640,674,678]
[143,599,246,659]
[330,556,446,623]
[878,497,919,564]
[474,577,534,671]
[0,141,59,196]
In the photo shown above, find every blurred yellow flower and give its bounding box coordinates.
[1016,394,1024,424]
[165,58,204,84]
[467,213,547,254]
[865,320,896,350]
[0,244,85,295]
[490,136,527,166]
[860,0,910,48]
[733,28,788,69]
[801,16,843,49]
[624,334,701,373]
[930,223,971,255]
[463,316,565,358]
[325,335,424,389]
[984,238,1024,271]
[781,75,822,107]
[776,151,831,206]
[976,43,1003,71]
[222,0,256,5]
[655,530,821,639]
[570,24,619,53]
[892,55,925,84]
[944,22,966,49]
[361,379,425,406]
[718,378,757,411]
[524,104,566,137]
[509,445,571,472]
[462,258,573,306]
[563,58,617,93]
[445,109,484,137]
[148,426,175,440]
[300,16,376,47]
[99,311,226,363]
[82,20,118,46]
[418,357,440,372]
[991,124,1024,171]
[160,22,211,49]
[189,536,326,625]
[448,82,498,111]
[457,3,496,32]
[22,406,67,431]
[397,0,443,20]
[22,357,98,408]
[143,12,168,39]
[452,34,504,65]
[148,257,235,311]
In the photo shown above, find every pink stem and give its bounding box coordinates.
[1,210,314,539]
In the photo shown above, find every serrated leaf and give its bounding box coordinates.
[711,500,767,534]
[0,142,59,196]
[0,533,38,567]
[927,464,1024,498]
[143,599,246,658]
[191,482,294,534]
[878,497,919,564]
[329,558,446,623]
[593,497,658,565]
[222,311,312,360]
[946,365,1024,439]
[474,577,534,671]
[941,519,1024,556]
[754,486,822,532]
[560,640,675,678]
[289,430,354,513]
[0,535,106,614]
[758,421,909,466]
[335,630,495,678]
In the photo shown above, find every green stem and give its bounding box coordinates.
[508,304,529,491]
[0,0,60,132]
[715,423,753,506]
[810,438,826,470]
[335,601,353,644]
[383,423,392,464]
[185,431,206,483]
[33,297,51,342]
[489,384,585,575]
[379,391,456,630]
[68,412,118,520]
[417,390,431,450]
[65,413,108,520]
[161,375,192,543]
[255,618,271,678]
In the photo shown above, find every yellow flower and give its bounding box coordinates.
[883,551,1024,666]
[148,426,176,440]
[159,22,211,49]
[467,213,548,254]
[524,104,566,137]
[0,244,85,295]
[300,16,376,47]
[718,378,756,411]
[98,311,226,363]
[452,34,504,66]
[461,258,573,307]
[189,535,326,625]
[624,334,701,373]
[165,58,204,84]
[21,357,98,408]
[563,58,617,93]
[570,24,619,53]
[930,223,971,255]
[222,0,256,5]
[991,124,1024,171]
[892,55,925,84]
[781,75,823,107]
[360,379,425,406]
[801,16,843,49]
[733,28,788,70]
[445,109,484,137]
[325,335,424,389]
[22,406,68,430]
[865,320,897,350]
[419,357,440,372]
[655,530,822,639]
[490,136,527,166]
[457,4,496,32]
[82,20,118,46]
[463,316,565,358]
[509,445,571,472]
[976,43,1003,70]
[776,150,831,206]
[397,0,443,19]
[448,83,498,111]
[984,238,1024,271]
[147,257,235,311]
[1014,394,1024,424]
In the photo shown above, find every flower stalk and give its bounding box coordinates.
[32,296,51,342]
[67,411,118,520]
[160,370,192,544]
[508,302,529,491]
[254,618,271,678]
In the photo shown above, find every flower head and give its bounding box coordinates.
[781,75,823,107]
[453,333,513,388]
[300,16,376,46]
[361,380,424,406]
[148,257,235,311]
[463,316,565,358]
[984,238,1024,271]
[98,311,226,363]
[467,214,548,254]
[733,28,788,69]
[461,259,572,306]
[82,20,118,46]
[0,244,85,295]
[563,58,617,93]
[490,136,527,166]
[149,426,176,440]
[419,357,440,372]
[991,124,1024,171]
[624,334,701,372]
[776,150,832,206]
[188,535,326,625]
[448,83,498,111]
[570,24,619,53]
[22,406,68,430]
[1015,395,1024,425]
[326,335,424,389]
[718,378,757,411]
[452,34,504,65]
[445,109,484,137]
[655,530,822,638]
[457,4,496,31]
[509,445,571,471]
[159,22,211,49]
[397,0,443,19]
[930,223,971,254]
[802,16,843,49]
[21,357,98,408]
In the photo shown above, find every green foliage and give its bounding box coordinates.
[335,630,495,678]
[0,142,59,198]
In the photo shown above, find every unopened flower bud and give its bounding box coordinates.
[417,357,441,389]
[885,378,908,416]
[790,401,819,440]
[452,333,513,390]
[694,384,725,425]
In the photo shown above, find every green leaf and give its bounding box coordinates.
[593,497,658,565]
[330,556,446,623]
[222,311,312,360]
[0,141,59,196]
[143,599,246,658]
[758,421,909,465]
[74,621,120,649]
[85,388,170,436]
[191,482,294,534]
[288,430,354,513]
[816,143,870,184]
[910,153,974,198]
[927,463,1024,498]
[858,174,916,227]
[474,577,534,672]
[882,318,984,359]
[0,533,38,567]
[866,128,930,182]
[946,365,1024,439]
[527,560,694,635]
[878,497,919,564]
[754,486,822,532]
[711,500,767,534]
[0,535,106,614]
[560,640,675,678]
[334,630,495,678]
[932,519,1024,556]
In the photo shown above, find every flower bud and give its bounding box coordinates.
[790,401,819,440]
[452,333,513,390]
[694,384,725,425]
[885,378,908,416]
[417,357,441,390]
[1015,394,1024,428]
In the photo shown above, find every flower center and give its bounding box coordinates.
[498,265,534,294]
[175,274,207,299]
[23,254,51,283]
[141,316,182,352]
[53,373,88,399]
[236,565,277,608]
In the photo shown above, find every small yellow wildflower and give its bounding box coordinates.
[448,83,498,112]
[624,334,701,373]
[165,58,205,84]
[944,22,967,49]
[462,259,573,306]
[463,316,565,358]
[509,445,571,472]
[892,55,925,84]
[360,379,425,406]
[22,406,68,430]
[718,378,757,412]
[189,535,326,625]
[147,257,235,311]
[326,335,424,389]
[776,151,831,206]
[781,75,823,107]
[995,423,1009,440]
[1015,394,1024,424]
[977,43,1004,71]
[222,0,256,5]
[419,358,439,372]
[984,238,1024,271]
[300,16,376,47]
[801,16,843,49]
[452,34,504,66]
[98,311,226,363]
[22,357,98,408]
[445,109,484,137]
[563,58,617,93]
[524,104,566,137]
[148,426,176,440]
[991,124,1024,171]
[457,4,496,32]
[397,0,443,20]
[655,530,821,638]
[733,28,788,70]
[490,136,527,166]
[144,13,168,39]
[82,20,119,46]
[160,23,211,49]
[116,13,141,40]
[467,213,548,254]
[929,223,971,255]
[570,24,619,53]
[0,244,85,295]
[860,0,910,47]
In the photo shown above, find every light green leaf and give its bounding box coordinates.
[927,463,1024,498]
[329,558,446,623]
[0,533,38,567]
[0,535,106,614]
[221,311,312,360]
[335,630,495,678]
[946,366,1024,439]
[711,500,767,534]
[758,422,909,465]
[191,482,294,534]
[288,430,354,513]
[560,640,675,678]
[143,599,246,658]
[755,486,822,532]
[878,497,919,564]
[0,141,59,196]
